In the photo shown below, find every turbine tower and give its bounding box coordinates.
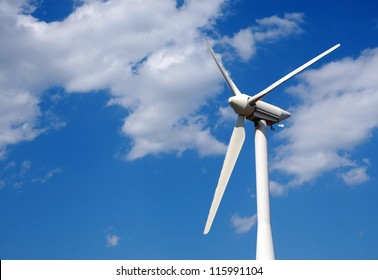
[203,40,340,260]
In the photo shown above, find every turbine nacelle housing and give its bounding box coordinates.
[228,94,291,125]
[251,100,291,125]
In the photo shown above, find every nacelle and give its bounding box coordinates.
[228,94,290,125]
[248,100,291,125]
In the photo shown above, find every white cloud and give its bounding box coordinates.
[269,181,287,197]
[230,213,257,233]
[272,48,378,186]
[222,28,256,61]
[32,168,63,184]
[253,13,304,43]
[0,91,42,158]
[0,0,227,159]
[106,234,120,247]
[221,13,304,61]
[0,1,306,160]
[0,159,62,190]
[340,166,369,186]
[216,106,235,127]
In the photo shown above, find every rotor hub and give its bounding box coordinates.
[228,94,254,117]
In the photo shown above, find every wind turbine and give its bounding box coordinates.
[203,40,340,260]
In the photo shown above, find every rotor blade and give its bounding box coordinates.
[204,115,245,234]
[205,40,242,96]
[249,43,341,104]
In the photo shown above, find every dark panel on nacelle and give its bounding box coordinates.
[246,100,290,125]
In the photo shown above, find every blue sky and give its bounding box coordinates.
[0,0,377,260]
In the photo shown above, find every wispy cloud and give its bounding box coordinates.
[230,213,257,233]
[253,13,304,43]
[0,160,32,190]
[32,168,63,184]
[106,234,120,247]
[220,13,304,61]
[0,159,62,190]
[272,48,378,187]
[340,165,369,186]
[269,181,287,197]
[216,106,235,127]
[104,226,121,247]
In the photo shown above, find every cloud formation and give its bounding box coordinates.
[272,48,378,187]
[221,12,304,61]
[0,159,61,190]
[0,1,305,160]
[106,234,120,247]
[230,213,257,233]
[0,0,226,159]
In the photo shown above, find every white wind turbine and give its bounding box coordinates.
[203,40,340,260]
